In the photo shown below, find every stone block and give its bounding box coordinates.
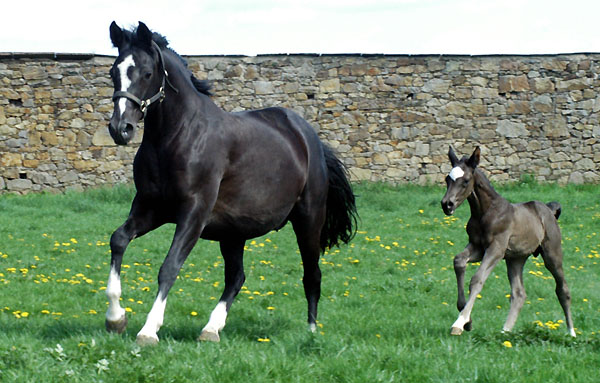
[498,75,530,93]
[1,153,22,167]
[496,120,528,138]
[6,178,32,191]
[319,79,340,93]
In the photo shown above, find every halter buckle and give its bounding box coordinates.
[140,100,149,114]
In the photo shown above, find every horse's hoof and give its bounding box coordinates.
[451,327,464,336]
[136,334,159,346]
[464,321,473,332]
[105,315,128,334]
[198,330,220,342]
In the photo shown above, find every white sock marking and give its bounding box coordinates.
[202,301,228,334]
[116,55,135,118]
[449,166,464,181]
[137,293,167,340]
[106,268,125,322]
[452,312,470,330]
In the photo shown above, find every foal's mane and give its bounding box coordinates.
[123,26,213,96]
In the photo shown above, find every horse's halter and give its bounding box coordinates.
[112,41,179,117]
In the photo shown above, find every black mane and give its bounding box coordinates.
[124,26,213,96]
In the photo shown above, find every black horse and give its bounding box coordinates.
[104,21,357,345]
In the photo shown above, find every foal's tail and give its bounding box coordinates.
[546,201,562,220]
[320,145,358,252]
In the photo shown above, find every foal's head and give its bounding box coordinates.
[107,21,166,145]
[441,146,480,216]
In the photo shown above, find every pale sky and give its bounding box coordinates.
[1,0,599,56]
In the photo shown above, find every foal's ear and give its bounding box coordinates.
[110,21,124,48]
[448,146,459,167]
[136,21,153,47]
[467,147,480,168]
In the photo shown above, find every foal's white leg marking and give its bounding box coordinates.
[449,166,464,181]
[309,323,317,333]
[201,301,228,334]
[569,327,576,337]
[117,55,135,117]
[105,267,126,322]
[452,312,470,332]
[137,292,167,342]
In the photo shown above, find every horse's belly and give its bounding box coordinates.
[506,230,543,256]
[201,208,291,241]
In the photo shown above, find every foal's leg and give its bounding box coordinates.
[453,244,483,330]
[136,206,207,345]
[540,233,575,337]
[451,239,506,335]
[502,257,528,333]
[105,197,160,334]
[198,239,246,342]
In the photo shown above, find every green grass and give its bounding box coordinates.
[0,182,599,382]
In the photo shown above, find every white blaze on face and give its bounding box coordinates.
[449,166,465,181]
[117,55,135,117]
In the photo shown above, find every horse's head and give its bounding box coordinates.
[441,146,480,216]
[107,21,166,145]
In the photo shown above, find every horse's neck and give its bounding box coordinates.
[467,169,502,218]
[143,55,218,146]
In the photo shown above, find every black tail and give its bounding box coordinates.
[546,201,562,220]
[320,145,358,252]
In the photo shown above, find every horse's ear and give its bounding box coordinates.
[448,146,459,167]
[136,21,153,47]
[467,147,480,169]
[110,21,124,48]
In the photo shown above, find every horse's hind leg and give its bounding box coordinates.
[503,257,527,333]
[540,234,575,337]
[199,239,246,342]
[105,196,160,334]
[291,213,325,332]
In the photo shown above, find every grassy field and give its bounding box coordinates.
[0,182,599,382]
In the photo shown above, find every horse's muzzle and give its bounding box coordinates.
[441,199,455,216]
[108,121,135,145]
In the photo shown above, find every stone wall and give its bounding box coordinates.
[1,52,600,193]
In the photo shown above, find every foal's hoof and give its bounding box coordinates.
[464,321,473,332]
[136,334,159,346]
[450,326,464,336]
[198,330,220,342]
[105,315,128,334]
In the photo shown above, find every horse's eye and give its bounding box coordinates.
[144,72,152,79]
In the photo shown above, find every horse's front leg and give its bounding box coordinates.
[106,197,160,334]
[453,244,482,330]
[451,239,506,335]
[136,201,210,346]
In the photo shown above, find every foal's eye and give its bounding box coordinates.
[144,72,152,79]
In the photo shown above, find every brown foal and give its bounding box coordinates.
[441,146,575,337]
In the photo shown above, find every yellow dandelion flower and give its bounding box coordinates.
[257,338,270,342]
[190,311,198,316]
[503,341,512,348]
[267,306,275,310]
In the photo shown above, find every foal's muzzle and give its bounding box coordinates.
[441,199,456,216]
